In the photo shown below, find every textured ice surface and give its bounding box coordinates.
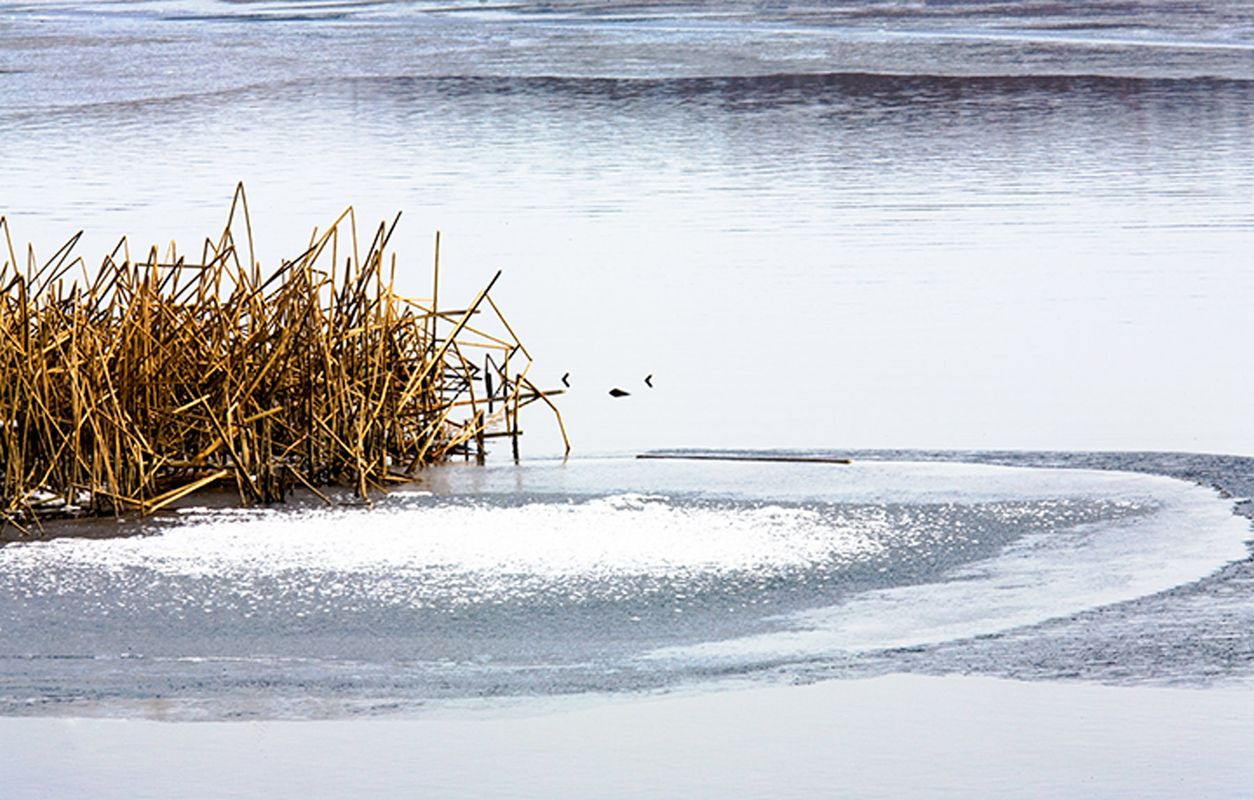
[0,459,1248,718]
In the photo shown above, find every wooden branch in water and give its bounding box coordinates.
[636,453,852,465]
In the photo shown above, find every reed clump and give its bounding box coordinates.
[0,185,567,533]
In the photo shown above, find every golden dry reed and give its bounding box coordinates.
[0,185,567,533]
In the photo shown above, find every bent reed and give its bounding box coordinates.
[0,186,567,533]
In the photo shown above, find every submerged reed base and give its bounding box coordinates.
[0,185,567,533]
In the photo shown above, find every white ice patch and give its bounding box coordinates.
[0,494,884,584]
[2,462,1246,645]
[647,473,1252,662]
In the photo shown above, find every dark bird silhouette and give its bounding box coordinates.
[561,372,570,388]
[608,388,630,398]
[644,374,653,388]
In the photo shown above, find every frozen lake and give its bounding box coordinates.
[2,2,1252,796]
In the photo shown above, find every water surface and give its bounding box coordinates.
[3,0,1254,455]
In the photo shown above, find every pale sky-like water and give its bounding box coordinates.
[3,3,1254,457]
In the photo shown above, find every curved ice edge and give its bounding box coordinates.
[642,467,1253,665]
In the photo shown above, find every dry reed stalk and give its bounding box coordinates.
[0,185,568,531]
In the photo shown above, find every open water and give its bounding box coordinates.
[1,1,1253,723]
[3,0,1254,455]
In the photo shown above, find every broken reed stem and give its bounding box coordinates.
[0,184,569,530]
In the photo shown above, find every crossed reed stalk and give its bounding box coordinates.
[0,185,567,534]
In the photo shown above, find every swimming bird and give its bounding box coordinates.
[608,388,630,398]
[644,374,653,388]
